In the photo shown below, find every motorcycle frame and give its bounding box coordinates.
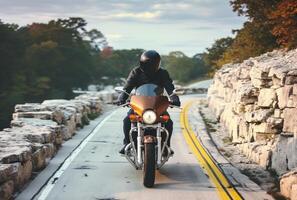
[124,122,172,170]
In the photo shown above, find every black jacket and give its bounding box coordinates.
[120,67,175,101]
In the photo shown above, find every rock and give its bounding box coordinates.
[235,83,259,105]
[32,148,47,171]
[280,168,297,199]
[283,108,297,134]
[0,90,104,197]
[0,180,14,200]
[15,103,44,112]
[43,143,56,161]
[208,96,225,119]
[276,85,294,109]
[254,133,275,141]
[258,88,276,107]
[0,132,32,164]
[208,48,297,178]
[253,121,280,135]
[271,136,291,175]
[13,111,63,124]
[12,161,32,189]
[291,184,297,200]
[274,109,282,118]
[0,165,15,184]
[4,125,56,144]
[272,74,284,87]
[269,68,286,87]
[244,109,273,123]
[238,119,249,141]
[10,118,63,146]
[251,78,272,88]
[258,146,272,169]
[250,66,270,79]
[285,70,297,85]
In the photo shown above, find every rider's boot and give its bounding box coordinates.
[119,144,128,155]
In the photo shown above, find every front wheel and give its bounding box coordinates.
[143,143,156,188]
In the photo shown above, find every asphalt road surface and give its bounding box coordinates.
[17,82,272,200]
[40,101,221,200]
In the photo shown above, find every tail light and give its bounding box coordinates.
[160,114,170,122]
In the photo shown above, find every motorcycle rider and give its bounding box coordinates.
[117,50,181,154]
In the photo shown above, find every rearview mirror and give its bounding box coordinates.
[114,87,130,96]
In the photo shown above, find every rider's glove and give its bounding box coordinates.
[170,94,181,107]
[116,92,129,105]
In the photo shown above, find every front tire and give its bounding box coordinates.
[143,143,156,188]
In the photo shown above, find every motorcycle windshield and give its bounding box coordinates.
[135,84,164,96]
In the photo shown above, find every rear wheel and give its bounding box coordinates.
[143,143,156,188]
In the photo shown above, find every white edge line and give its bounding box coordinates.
[37,110,118,200]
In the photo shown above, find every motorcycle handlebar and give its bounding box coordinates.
[107,101,181,109]
[106,101,130,107]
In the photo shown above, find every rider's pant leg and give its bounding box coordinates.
[123,109,133,145]
[164,118,173,147]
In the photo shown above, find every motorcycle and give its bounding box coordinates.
[115,83,179,188]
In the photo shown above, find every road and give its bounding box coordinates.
[17,81,272,200]
[33,98,220,200]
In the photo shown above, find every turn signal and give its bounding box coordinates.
[129,114,137,121]
[129,114,139,122]
[160,115,170,122]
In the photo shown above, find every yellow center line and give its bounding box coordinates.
[180,100,243,200]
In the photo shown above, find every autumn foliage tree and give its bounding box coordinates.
[204,0,297,72]
[268,0,297,48]
[230,0,297,49]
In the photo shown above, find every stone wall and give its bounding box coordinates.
[0,92,116,199]
[208,49,297,200]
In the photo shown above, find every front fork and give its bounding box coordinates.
[126,123,170,169]
[157,126,162,165]
[137,124,142,165]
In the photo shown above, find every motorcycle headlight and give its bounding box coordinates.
[142,110,157,124]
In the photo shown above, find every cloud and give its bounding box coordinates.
[0,0,245,55]
[109,11,161,20]
[0,0,241,24]
[152,3,192,10]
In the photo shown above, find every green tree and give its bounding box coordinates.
[99,49,144,79]
[202,37,234,74]
[0,18,104,129]
[163,51,208,83]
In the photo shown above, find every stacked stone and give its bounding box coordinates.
[208,49,297,200]
[0,93,104,199]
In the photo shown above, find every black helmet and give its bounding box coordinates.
[139,50,161,75]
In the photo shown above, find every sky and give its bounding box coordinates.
[0,0,245,56]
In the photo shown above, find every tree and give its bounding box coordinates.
[230,0,280,23]
[99,49,144,80]
[230,0,297,48]
[217,21,277,66]
[202,37,234,75]
[163,51,208,83]
[0,18,101,129]
[268,0,297,48]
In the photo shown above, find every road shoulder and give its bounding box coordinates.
[185,99,274,200]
